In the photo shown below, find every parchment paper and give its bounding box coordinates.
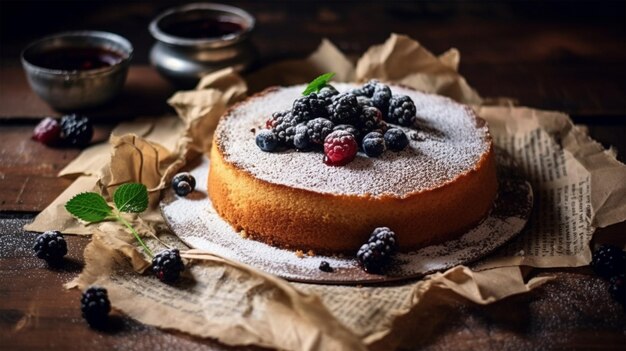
[26,34,626,350]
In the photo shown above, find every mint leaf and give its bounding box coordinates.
[65,192,112,223]
[113,183,148,213]
[302,72,335,95]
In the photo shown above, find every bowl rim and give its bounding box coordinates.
[149,2,255,48]
[20,30,134,77]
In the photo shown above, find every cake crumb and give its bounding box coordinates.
[250,128,256,134]
[239,230,248,239]
[295,250,305,258]
[307,249,315,257]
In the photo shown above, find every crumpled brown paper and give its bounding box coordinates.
[25,34,626,351]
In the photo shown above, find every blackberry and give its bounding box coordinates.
[384,128,409,151]
[360,80,380,97]
[349,88,367,97]
[152,248,185,283]
[591,244,626,279]
[293,123,312,150]
[172,172,196,196]
[319,261,333,273]
[329,92,360,124]
[60,114,93,147]
[355,106,383,135]
[81,286,111,328]
[609,274,625,305]
[306,118,335,145]
[362,132,386,157]
[356,227,397,273]
[318,85,339,103]
[371,84,392,117]
[333,124,361,141]
[372,119,389,134]
[387,95,417,126]
[292,93,328,121]
[33,230,67,264]
[256,130,279,152]
[273,111,300,145]
[32,117,61,146]
[357,96,373,108]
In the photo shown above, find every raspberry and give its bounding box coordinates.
[293,123,312,150]
[591,244,626,279]
[32,117,61,146]
[172,172,196,196]
[33,230,67,264]
[292,93,328,121]
[152,248,185,283]
[355,106,383,135]
[371,84,391,117]
[332,124,361,141]
[306,118,335,145]
[60,114,93,147]
[319,261,333,272]
[81,286,111,328]
[362,132,386,157]
[323,130,358,166]
[387,95,417,126]
[329,92,360,124]
[384,128,409,151]
[356,227,397,273]
[256,129,279,152]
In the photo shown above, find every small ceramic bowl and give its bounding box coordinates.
[21,31,133,111]
[149,2,256,87]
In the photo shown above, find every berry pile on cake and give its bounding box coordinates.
[209,76,498,255]
[255,79,413,165]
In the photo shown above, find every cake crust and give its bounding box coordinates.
[209,84,498,253]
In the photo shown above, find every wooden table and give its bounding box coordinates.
[1,2,625,350]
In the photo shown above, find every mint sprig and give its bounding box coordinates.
[65,183,153,257]
[302,72,335,95]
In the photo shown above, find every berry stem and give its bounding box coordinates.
[115,213,153,258]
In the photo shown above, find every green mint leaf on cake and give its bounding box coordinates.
[302,72,335,95]
[65,192,113,223]
[113,183,149,213]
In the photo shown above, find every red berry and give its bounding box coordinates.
[323,130,358,166]
[32,117,61,146]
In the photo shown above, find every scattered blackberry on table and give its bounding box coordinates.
[172,172,196,196]
[384,128,409,151]
[33,230,67,264]
[319,261,333,273]
[329,92,360,124]
[371,84,392,117]
[387,95,417,126]
[609,274,625,305]
[360,79,380,97]
[60,114,93,147]
[292,93,328,121]
[357,96,373,108]
[323,130,358,166]
[306,117,335,145]
[256,130,279,152]
[293,123,312,150]
[356,227,397,273]
[81,286,111,328]
[355,106,383,135]
[32,117,61,146]
[362,132,386,157]
[152,248,185,283]
[333,124,361,141]
[591,244,626,279]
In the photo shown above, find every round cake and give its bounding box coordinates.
[209,83,497,254]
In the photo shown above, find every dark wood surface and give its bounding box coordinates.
[1,1,625,350]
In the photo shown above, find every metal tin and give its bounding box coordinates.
[21,31,133,111]
[149,3,256,87]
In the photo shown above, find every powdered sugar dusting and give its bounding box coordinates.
[161,157,532,284]
[215,84,490,197]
